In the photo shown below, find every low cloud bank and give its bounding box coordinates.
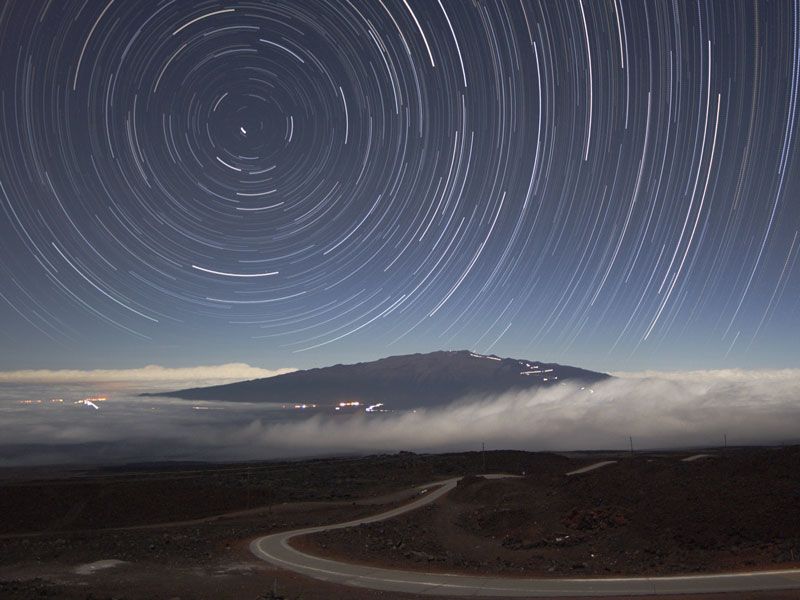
[1,369,799,465]
[250,370,800,453]
[613,368,800,383]
[0,363,296,384]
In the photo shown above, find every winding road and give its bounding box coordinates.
[250,474,800,597]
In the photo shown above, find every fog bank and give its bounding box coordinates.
[0,363,296,384]
[1,369,798,466]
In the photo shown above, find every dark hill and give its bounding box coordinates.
[143,350,609,409]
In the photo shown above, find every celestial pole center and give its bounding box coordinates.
[0,0,798,371]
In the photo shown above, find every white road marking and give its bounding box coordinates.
[565,460,617,476]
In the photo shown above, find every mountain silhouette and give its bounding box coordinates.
[144,350,609,408]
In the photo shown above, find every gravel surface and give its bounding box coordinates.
[2,448,798,599]
[301,447,800,577]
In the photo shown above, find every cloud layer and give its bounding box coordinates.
[0,363,296,384]
[613,368,800,382]
[1,368,799,466]
[246,370,800,453]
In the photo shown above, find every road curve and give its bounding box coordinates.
[565,461,617,476]
[250,475,800,597]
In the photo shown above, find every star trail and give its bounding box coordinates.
[0,0,799,371]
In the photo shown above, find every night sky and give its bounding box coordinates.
[0,0,798,373]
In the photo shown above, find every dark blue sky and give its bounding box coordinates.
[1,0,798,373]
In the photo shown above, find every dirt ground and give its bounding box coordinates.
[301,447,800,578]
[1,448,799,599]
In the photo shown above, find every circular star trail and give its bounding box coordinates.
[0,1,799,369]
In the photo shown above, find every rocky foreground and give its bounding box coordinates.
[1,448,799,599]
[300,446,800,577]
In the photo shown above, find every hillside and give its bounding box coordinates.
[145,350,609,408]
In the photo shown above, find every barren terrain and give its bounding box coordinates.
[1,448,798,599]
[301,447,800,578]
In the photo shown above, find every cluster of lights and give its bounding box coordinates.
[278,400,392,412]
[72,397,107,410]
[335,400,362,411]
[74,396,107,404]
[16,397,74,405]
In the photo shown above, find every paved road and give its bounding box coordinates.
[681,454,713,462]
[565,461,617,476]
[250,475,800,597]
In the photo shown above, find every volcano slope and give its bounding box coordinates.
[146,349,609,409]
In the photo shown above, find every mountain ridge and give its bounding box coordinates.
[143,350,610,408]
